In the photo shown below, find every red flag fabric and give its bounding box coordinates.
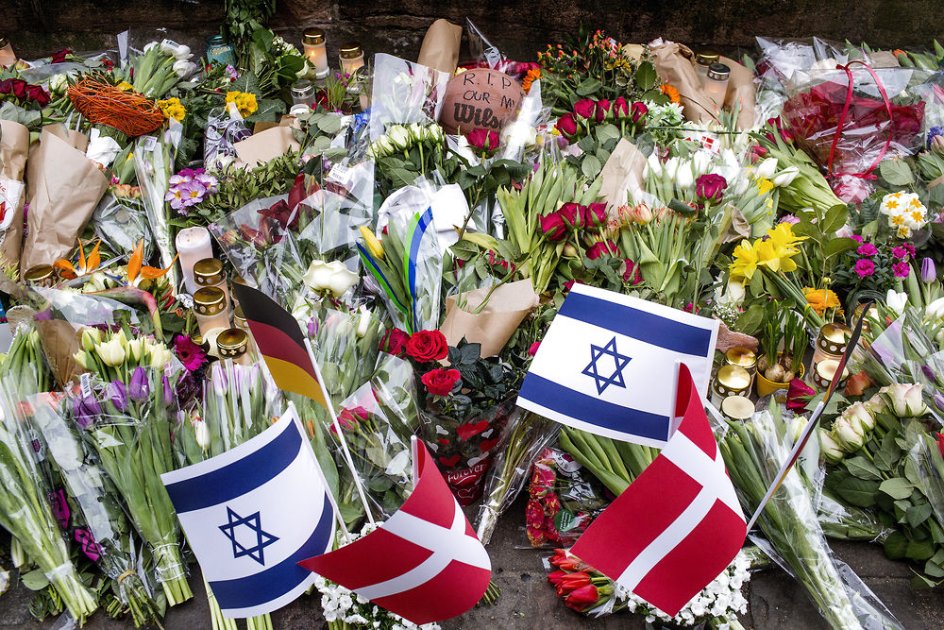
[299,438,491,625]
[570,363,746,617]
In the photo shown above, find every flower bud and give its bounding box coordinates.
[921,257,937,284]
[788,415,808,444]
[95,336,127,367]
[355,305,372,338]
[73,350,89,370]
[193,419,210,451]
[754,157,778,180]
[832,417,865,452]
[927,297,944,320]
[773,166,800,187]
[81,328,102,352]
[842,402,875,434]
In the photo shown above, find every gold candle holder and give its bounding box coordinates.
[725,346,757,376]
[721,395,755,421]
[23,265,57,287]
[812,323,851,364]
[217,328,250,364]
[812,358,849,389]
[712,365,752,406]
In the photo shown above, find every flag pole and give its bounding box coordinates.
[745,303,872,531]
[285,401,350,538]
[304,339,377,526]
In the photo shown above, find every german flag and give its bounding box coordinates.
[232,283,327,408]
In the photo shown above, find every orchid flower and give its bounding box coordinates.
[54,240,102,279]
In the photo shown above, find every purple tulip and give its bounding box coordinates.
[73,394,101,428]
[934,392,944,412]
[129,367,149,402]
[107,380,128,413]
[162,374,174,407]
[921,257,937,284]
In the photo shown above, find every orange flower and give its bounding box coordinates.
[803,287,840,316]
[522,67,542,93]
[126,240,176,287]
[661,83,681,104]
[54,240,101,279]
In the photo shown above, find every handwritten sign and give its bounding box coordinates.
[439,68,524,135]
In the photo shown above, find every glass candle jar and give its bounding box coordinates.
[206,34,236,67]
[704,63,731,112]
[725,346,757,378]
[193,258,229,304]
[338,43,365,76]
[291,79,316,107]
[217,328,250,365]
[193,286,231,337]
[303,28,329,80]
[812,358,850,390]
[176,227,214,294]
[812,323,851,364]
[0,37,16,68]
[721,395,755,421]
[23,265,56,288]
[694,51,720,85]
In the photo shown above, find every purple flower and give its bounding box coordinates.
[225,64,239,81]
[892,246,908,260]
[893,261,911,278]
[73,394,101,428]
[921,257,937,283]
[928,126,944,150]
[854,259,875,278]
[162,374,174,407]
[778,214,800,224]
[129,367,149,402]
[107,380,128,413]
[851,234,864,243]
[856,243,878,257]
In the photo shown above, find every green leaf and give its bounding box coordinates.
[880,477,914,500]
[844,456,883,481]
[835,476,880,507]
[907,503,934,528]
[21,569,49,591]
[884,531,908,559]
[907,539,936,561]
[635,62,658,91]
[581,154,602,179]
[879,158,915,186]
[823,237,858,259]
[874,432,902,472]
[575,78,603,97]
[822,204,848,234]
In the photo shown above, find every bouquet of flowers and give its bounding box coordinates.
[71,330,192,606]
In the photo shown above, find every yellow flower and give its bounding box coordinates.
[157,97,186,122]
[756,178,774,195]
[803,287,840,316]
[730,239,759,280]
[116,81,134,92]
[359,226,384,259]
[225,91,258,118]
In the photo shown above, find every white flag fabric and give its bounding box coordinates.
[517,284,719,447]
[161,407,335,618]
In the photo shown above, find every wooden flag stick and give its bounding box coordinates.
[304,339,377,526]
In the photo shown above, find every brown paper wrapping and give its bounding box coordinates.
[417,19,462,75]
[36,319,83,388]
[0,119,29,267]
[440,279,539,357]
[233,125,301,168]
[21,127,108,272]
[650,42,755,131]
[599,139,647,211]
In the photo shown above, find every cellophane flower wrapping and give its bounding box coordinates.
[91,192,153,259]
[68,370,193,606]
[368,53,449,144]
[204,104,251,169]
[133,125,181,289]
[33,395,165,626]
[721,410,902,629]
[781,66,925,202]
[0,380,99,623]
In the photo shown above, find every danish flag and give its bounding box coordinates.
[299,438,491,625]
[570,363,746,617]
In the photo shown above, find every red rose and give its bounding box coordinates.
[333,406,368,433]
[467,128,500,153]
[26,85,50,107]
[10,79,27,100]
[612,96,629,117]
[421,368,461,396]
[556,113,578,138]
[786,378,816,412]
[405,330,448,362]
[557,202,582,227]
[573,98,596,119]
[844,371,873,397]
[631,101,648,123]
[586,240,617,260]
[380,327,410,355]
[582,202,607,226]
[594,99,610,122]
[0,79,11,95]
[622,258,642,284]
[695,173,727,203]
[51,49,71,64]
[937,433,944,459]
[539,212,566,241]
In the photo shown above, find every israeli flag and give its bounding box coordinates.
[518,284,718,448]
[161,406,335,618]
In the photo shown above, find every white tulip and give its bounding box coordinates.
[676,162,695,189]
[754,157,779,180]
[926,297,944,320]
[788,415,808,444]
[126,338,145,362]
[664,157,681,180]
[355,305,372,338]
[149,345,174,370]
[192,419,210,451]
[885,290,908,316]
[95,337,127,367]
[692,150,712,175]
[645,152,663,177]
[773,166,800,187]
[73,350,89,370]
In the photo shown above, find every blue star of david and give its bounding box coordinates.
[218,507,279,566]
[582,337,632,395]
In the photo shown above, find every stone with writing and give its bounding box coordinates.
[439,68,524,135]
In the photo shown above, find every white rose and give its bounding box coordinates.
[773,166,800,187]
[833,417,865,452]
[842,402,875,433]
[754,157,779,180]
[819,429,844,463]
[304,260,359,298]
[387,126,410,150]
[48,73,69,94]
[86,129,122,168]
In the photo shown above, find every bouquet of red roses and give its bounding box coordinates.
[781,64,925,203]
[383,327,521,503]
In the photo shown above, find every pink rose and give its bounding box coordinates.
[695,173,728,203]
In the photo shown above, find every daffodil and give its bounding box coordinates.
[730,239,759,280]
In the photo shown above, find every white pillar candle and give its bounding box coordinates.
[175,226,214,294]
